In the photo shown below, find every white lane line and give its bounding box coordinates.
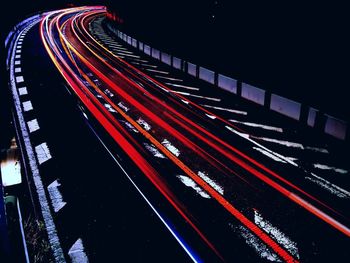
[68,238,89,263]
[305,146,329,154]
[10,22,66,263]
[171,91,221,102]
[254,210,299,259]
[35,142,52,164]
[47,180,67,213]
[144,143,166,158]
[120,120,138,133]
[18,87,28,95]
[15,60,21,65]
[115,52,140,58]
[137,118,151,131]
[15,67,22,73]
[198,171,224,195]
[201,104,247,115]
[252,136,304,149]
[313,163,348,174]
[15,55,21,59]
[235,225,281,262]
[112,47,132,53]
[128,58,149,63]
[145,68,169,74]
[229,119,283,133]
[16,76,24,83]
[306,173,350,199]
[253,147,286,163]
[117,101,129,112]
[27,119,40,133]
[162,139,180,157]
[22,101,33,111]
[181,99,189,104]
[177,175,210,199]
[155,75,183,82]
[16,50,22,54]
[165,83,199,91]
[103,103,117,113]
[205,114,216,119]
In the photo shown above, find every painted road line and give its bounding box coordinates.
[177,175,210,199]
[165,83,199,91]
[171,91,221,102]
[15,67,22,73]
[27,119,40,133]
[198,171,224,195]
[15,60,21,65]
[47,180,67,213]
[252,136,304,149]
[35,142,52,164]
[313,163,348,174]
[145,68,169,74]
[68,238,89,263]
[9,21,65,263]
[22,101,33,111]
[155,75,183,82]
[162,139,180,157]
[201,104,248,115]
[16,76,24,83]
[229,119,283,133]
[18,87,28,95]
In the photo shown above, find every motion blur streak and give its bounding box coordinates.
[38,6,349,262]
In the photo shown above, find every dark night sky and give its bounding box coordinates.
[2,0,349,120]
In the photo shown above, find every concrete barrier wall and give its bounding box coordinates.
[199,67,215,84]
[132,38,137,48]
[151,48,160,59]
[307,107,318,127]
[144,45,151,55]
[187,62,197,77]
[218,74,237,94]
[324,115,347,140]
[139,41,144,51]
[173,57,181,69]
[161,52,171,65]
[111,25,348,141]
[270,94,301,120]
[241,83,265,105]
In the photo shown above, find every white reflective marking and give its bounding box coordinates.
[129,58,148,63]
[305,146,329,154]
[15,60,21,65]
[121,120,138,133]
[171,91,221,102]
[235,225,281,262]
[48,180,67,213]
[137,118,151,131]
[35,143,52,164]
[145,68,169,74]
[181,99,189,104]
[68,238,89,263]
[198,171,224,195]
[15,55,21,59]
[155,75,183,82]
[254,211,299,258]
[118,101,129,112]
[225,126,299,167]
[313,163,348,174]
[15,67,22,73]
[16,76,24,82]
[115,52,140,58]
[165,83,199,91]
[10,21,65,262]
[22,101,33,111]
[17,45,22,49]
[27,119,40,133]
[162,139,180,157]
[177,175,210,199]
[253,147,286,163]
[201,104,247,115]
[144,143,166,158]
[229,119,283,133]
[140,63,158,68]
[104,103,116,113]
[252,137,304,149]
[18,87,27,95]
[205,114,216,119]
[306,173,350,199]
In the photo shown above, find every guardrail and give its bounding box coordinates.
[105,22,348,141]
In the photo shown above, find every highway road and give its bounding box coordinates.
[6,6,350,262]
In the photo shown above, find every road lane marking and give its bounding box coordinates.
[18,87,28,95]
[145,68,169,74]
[68,238,89,263]
[162,139,180,157]
[177,175,210,199]
[155,75,183,82]
[313,163,348,174]
[15,67,22,73]
[144,143,166,158]
[252,136,304,149]
[27,119,40,133]
[22,101,33,111]
[198,171,224,195]
[35,142,52,164]
[171,91,221,102]
[15,60,21,64]
[47,180,67,212]
[16,76,24,82]
[229,119,283,133]
[201,104,247,115]
[165,83,199,91]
